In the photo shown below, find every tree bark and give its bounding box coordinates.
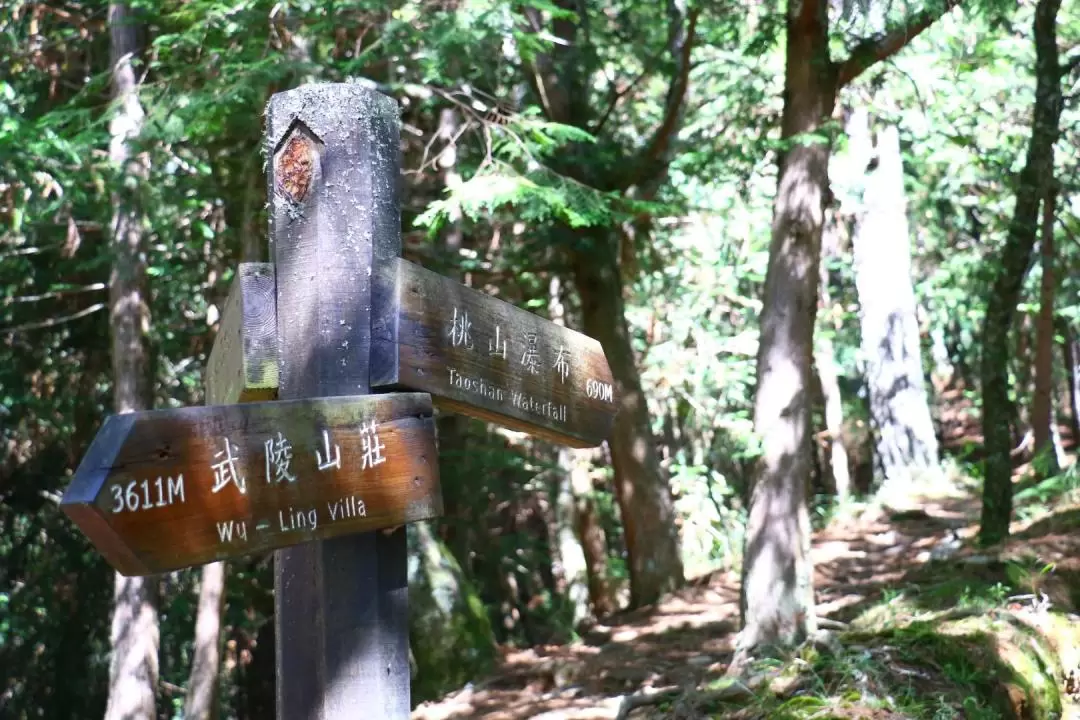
[519,0,696,609]
[979,0,1062,546]
[734,0,958,666]
[1061,318,1080,445]
[572,449,616,618]
[548,276,592,627]
[815,208,851,500]
[849,116,940,493]
[1032,181,1059,474]
[572,233,684,608]
[735,0,833,660]
[105,5,158,720]
[184,562,226,720]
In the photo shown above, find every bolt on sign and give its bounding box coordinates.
[62,82,618,720]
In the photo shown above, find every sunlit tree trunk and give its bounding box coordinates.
[980,0,1062,545]
[1061,319,1080,445]
[573,233,684,608]
[815,207,851,499]
[184,562,225,720]
[520,0,696,609]
[849,116,940,494]
[571,448,616,618]
[548,276,592,627]
[735,0,834,664]
[1032,182,1060,474]
[105,5,158,720]
[733,0,959,665]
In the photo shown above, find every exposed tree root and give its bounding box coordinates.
[614,679,752,720]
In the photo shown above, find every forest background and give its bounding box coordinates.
[3,0,1080,718]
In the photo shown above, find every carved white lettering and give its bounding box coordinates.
[510,391,567,423]
[520,332,541,374]
[327,495,368,522]
[210,437,246,494]
[216,519,248,543]
[447,367,504,401]
[553,345,571,383]
[586,378,614,403]
[264,431,296,484]
[315,428,341,471]
[489,324,508,359]
[109,474,185,513]
[278,506,318,532]
[358,420,386,470]
[448,307,474,349]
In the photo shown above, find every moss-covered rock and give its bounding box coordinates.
[408,521,497,705]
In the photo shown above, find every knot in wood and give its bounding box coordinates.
[276,133,314,203]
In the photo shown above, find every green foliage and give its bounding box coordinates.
[3,0,1080,715]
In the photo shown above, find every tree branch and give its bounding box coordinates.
[1063,51,1080,78]
[836,0,963,88]
[1,302,106,335]
[626,5,701,191]
[5,283,107,305]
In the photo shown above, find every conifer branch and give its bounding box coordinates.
[836,0,963,88]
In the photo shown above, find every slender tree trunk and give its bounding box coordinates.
[980,0,1062,546]
[735,0,834,663]
[572,448,616,618]
[553,447,592,625]
[849,116,940,493]
[572,233,684,608]
[105,5,158,720]
[548,276,592,627]
[1032,182,1059,474]
[815,207,851,499]
[186,126,273,720]
[1061,319,1080,445]
[184,562,226,720]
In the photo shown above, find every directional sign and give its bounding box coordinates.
[61,392,441,576]
[209,259,618,447]
[372,258,618,447]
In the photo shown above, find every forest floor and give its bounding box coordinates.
[414,456,1080,719]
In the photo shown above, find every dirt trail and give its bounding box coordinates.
[413,480,1005,720]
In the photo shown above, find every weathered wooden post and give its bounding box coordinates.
[266,83,414,719]
[62,81,619,719]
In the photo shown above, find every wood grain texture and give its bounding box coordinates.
[373,258,618,447]
[205,258,620,447]
[206,263,277,406]
[267,83,411,720]
[60,393,440,576]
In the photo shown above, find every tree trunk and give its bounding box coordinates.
[1061,318,1080,445]
[548,275,592,627]
[735,0,834,662]
[1032,181,1059,474]
[849,117,940,494]
[815,208,851,499]
[571,449,616,618]
[979,0,1062,546]
[553,447,592,626]
[184,562,226,720]
[105,5,158,720]
[572,233,684,608]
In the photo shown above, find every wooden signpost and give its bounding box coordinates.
[62,394,440,575]
[209,257,618,447]
[62,82,619,719]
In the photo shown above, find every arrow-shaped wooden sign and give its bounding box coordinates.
[61,392,441,576]
[206,258,618,447]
